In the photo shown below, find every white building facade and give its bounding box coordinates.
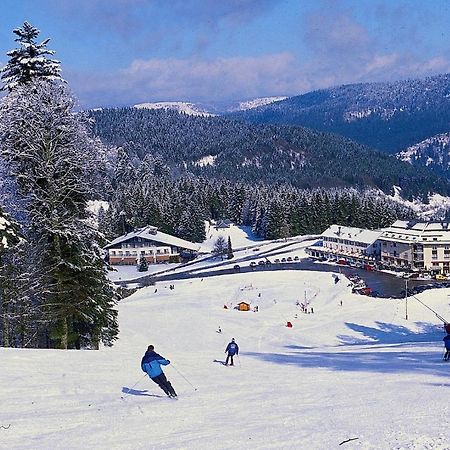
[104,226,200,265]
[307,224,382,266]
[378,220,450,274]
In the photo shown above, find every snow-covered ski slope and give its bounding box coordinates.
[2,268,450,449]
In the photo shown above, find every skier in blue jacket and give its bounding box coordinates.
[443,334,450,361]
[225,338,239,366]
[141,345,177,397]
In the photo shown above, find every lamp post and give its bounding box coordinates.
[405,278,408,320]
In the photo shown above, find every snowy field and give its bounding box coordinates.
[2,269,450,449]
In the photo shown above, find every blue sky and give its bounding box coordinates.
[1,0,449,108]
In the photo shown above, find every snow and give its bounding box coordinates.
[3,220,450,448]
[193,155,217,167]
[2,268,450,449]
[390,188,450,220]
[237,96,288,111]
[133,102,214,117]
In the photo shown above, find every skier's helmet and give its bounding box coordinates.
[231,338,235,342]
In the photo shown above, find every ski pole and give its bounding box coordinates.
[121,373,148,400]
[170,363,198,391]
[237,355,242,367]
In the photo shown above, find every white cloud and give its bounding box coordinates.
[66,50,450,109]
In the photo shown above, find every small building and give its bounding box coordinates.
[104,225,200,265]
[215,219,232,229]
[237,302,251,311]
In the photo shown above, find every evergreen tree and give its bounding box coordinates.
[1,22,64,91]
[138,253,149,272]
[212,235,227,260]
[0,80,119,349]
[227,236,234,260]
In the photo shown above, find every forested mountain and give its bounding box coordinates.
[397,133,450,179]
[91,107,450,201]
[228,73,450,154]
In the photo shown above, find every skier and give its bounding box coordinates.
[141,345,177,397]
[225,338,239,366]
[443,334,450,361]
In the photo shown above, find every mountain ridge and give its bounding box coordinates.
[226,73,450,154]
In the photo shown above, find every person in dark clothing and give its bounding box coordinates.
[443,334,450,361]
[225,338,239,366]
[141,345,177,397]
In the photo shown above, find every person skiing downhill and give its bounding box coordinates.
[225,338,239,366]
[443,334,450,361]
[141,345,177,397]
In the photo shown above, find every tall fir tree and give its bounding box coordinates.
[0,79,119,349]
[227,236,234,260]
[212,235,227,260]
[0,22,64,91]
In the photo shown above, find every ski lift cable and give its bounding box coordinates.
[409,294,449,324]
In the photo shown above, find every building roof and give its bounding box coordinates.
[380,220,450,244]
[321,224,382,245]
[104,226,201,252]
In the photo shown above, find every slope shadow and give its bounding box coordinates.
[338,321,443,346]
[244,346,449,376]
[121,387,162,397]
[244,322,448,376]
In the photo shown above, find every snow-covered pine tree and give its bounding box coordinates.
[138,253,149,272]
[0,22,64,91]
[0,80,119,349]
[212,235,227,260]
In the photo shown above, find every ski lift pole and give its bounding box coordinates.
[410,294,449,324]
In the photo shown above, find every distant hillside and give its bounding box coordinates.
[134,101,214,117]
[91,107,450,200]
[228,73,450,154]
[397,132,450,178]
[132,96,287,116]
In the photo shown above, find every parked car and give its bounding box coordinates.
[258,260,265,266]
[249,261,257,268]
[436,274,447,281]
[287,257,293,262]
[294,256,299,261]
[281,258,287,263]
[233,265,241,271]
[274,258,280,263]
[265,259,271,265]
